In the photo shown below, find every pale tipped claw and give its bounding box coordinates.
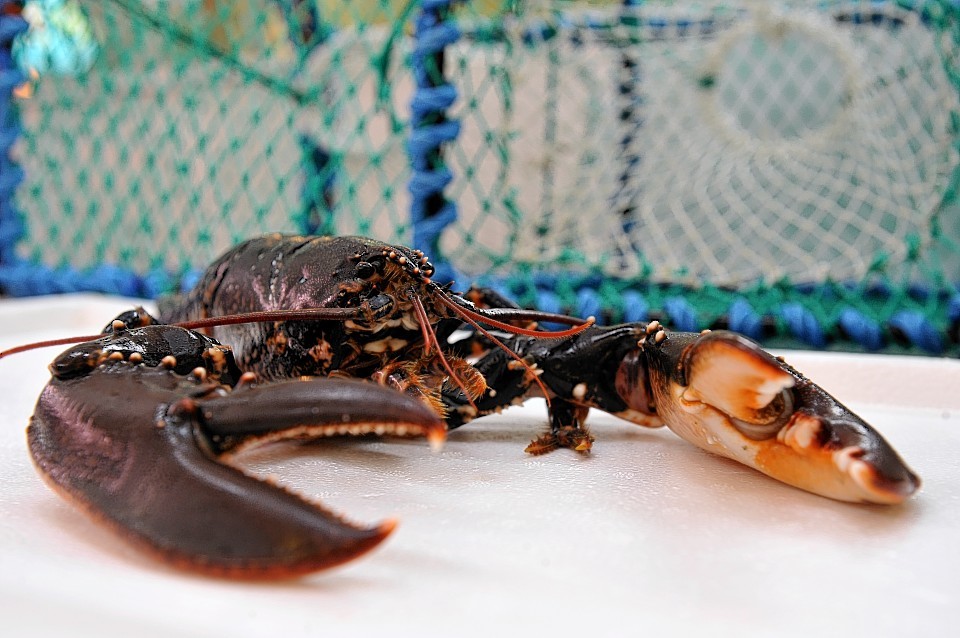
[641,329,919,504]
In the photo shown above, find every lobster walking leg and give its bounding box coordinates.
[28,324,444,579]
[443,324,659,453]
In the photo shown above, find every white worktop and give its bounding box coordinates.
[1,294,958,637]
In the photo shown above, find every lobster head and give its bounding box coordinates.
[638,325,920,505]
[290,235,439,328]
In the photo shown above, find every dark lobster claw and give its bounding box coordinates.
[28,326,445,579]
[640,324,920,504]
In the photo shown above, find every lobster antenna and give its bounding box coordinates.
[0,334,107,359]
[171,307,363,331]
[435,294,555,407]
[0,300,590,361]
[472,307,592,328]
[0,307,366,360]
[435,288,595,338]
[410,295,479,411]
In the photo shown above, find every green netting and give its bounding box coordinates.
[2,0,959,353]
[11,0,417,275]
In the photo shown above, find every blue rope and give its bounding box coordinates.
[576,287,602,320]
[0,2,28,273]
[838,307,883,351]
[948,293,960,325]
[0,260,139,297]
[407,120,460,162]
[533,288,562,318]
[141,267,174,299]
[0,8,27,43]
[663,296,698,332]
[778,302,827,348]
[409,83,457,114]
[408,0,461,284]
[621,290,647,323]
[493,273,960,353]
[728,297,763,341]
[889,310,943,354]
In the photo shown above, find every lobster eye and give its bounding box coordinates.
[355,261,376,279]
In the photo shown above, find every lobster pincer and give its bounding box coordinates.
[28,323,445,579]
[639,323,919,504]
[448,321,919,504]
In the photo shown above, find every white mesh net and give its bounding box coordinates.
[19,1,952,291]
[435,0,959,286]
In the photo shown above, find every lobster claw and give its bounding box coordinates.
[28,327,445,579]
[642,326,920,504]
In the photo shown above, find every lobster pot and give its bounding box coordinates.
[441,1,959,285]
[442,19,629,274]
[1,1,959,352]
[306,27,415,246]
[8,2,311,277]
[318,19,629,273]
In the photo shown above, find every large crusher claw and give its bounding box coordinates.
[27,325,445,579]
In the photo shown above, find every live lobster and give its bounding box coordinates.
[2,234,920,579]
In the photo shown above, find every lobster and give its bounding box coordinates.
[2,234,920,580]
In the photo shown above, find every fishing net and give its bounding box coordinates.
[1,0,958,353]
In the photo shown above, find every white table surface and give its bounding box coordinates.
[1,294,958,637]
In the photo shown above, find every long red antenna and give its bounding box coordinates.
[410,295,478,410]
[436,294,555,407]
[436,290,595,338]
[172,307,361,330]
[0,307,365,360]
[1,334,108,359]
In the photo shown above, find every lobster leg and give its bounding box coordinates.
[443,288,655,453]
[443,324,659,452]
[29,325,445,579]
[524,399,594,455]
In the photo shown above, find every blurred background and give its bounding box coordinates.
[1,0,958,353]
